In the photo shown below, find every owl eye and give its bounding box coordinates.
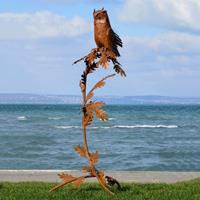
[98,17,101,20]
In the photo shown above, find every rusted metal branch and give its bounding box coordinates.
[49,175,94,192]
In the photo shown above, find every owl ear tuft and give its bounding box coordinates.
[93,9,96,14]
[101,7,104,10]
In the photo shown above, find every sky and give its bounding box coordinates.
[0,0,200,97]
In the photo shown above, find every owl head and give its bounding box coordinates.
[93,8,110,25]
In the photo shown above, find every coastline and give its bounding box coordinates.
[1,170,200,183]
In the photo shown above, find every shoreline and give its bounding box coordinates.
[1,170,200,183]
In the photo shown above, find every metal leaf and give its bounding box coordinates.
[74,145,87,158]
[58,173,77,182]
[95,109,108,121]
[90,151,99,165]
[86,91,94,102]
[73,177,85,188]
[94,101,104,109]
[93,81,106,90]
[86,50,97,64]
[58,173,85,188]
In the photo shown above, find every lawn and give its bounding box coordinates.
[1,179,200,200]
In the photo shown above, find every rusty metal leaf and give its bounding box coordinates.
[85,101,107,122]
[58,173,77,182]
[86,101,104,110]
[95,109,108,121]
[86,101,95,110]
[85,101,96,113]
[90,151,99,165]
[73,177,85,188]
[86,81,105,102]
[86,92,94,102]
[86,50,97,64]
[74,145,87,158]
[94,101,104,109]
[94,81,106,90]
[58,173,85,188]
[86,74,115,104]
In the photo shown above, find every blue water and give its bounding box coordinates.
[0,104,200,171]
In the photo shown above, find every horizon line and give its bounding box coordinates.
[0,93,200,99]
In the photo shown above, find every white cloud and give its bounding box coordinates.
[120,0,200,32]
[121,31,200,73]
[117,31,200,96]
[40,0,119,3]
[0,11,91,39]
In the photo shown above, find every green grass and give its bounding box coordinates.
[1,179,200,200]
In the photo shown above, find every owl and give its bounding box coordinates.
[93,8,122,57]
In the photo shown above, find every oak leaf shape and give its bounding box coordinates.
[95,109,108,121]
[74,145,87,158]
[93,101,104,109]
[73,177,85,188]
[86,74,115,103]
[86,81,105,102]
[90,151,99,165]
[58,173,84,188]
[86,92,94,102]
[86,50,97,64]
[93,81,106,90]
[85,101,108,122]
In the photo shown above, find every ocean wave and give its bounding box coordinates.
[54,124,178,129]
[17,116,27,121]
[54,125,80,129]
[113,125,178,129]
[48,117,63,120]
[91,126,111,129]
[108,118,115,121]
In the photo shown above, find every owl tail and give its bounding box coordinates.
[112,47,120,57]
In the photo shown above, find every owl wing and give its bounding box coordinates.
[107,28,123,57]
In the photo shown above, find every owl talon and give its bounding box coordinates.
[113,65,126,77]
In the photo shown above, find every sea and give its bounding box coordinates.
[0,104,200,171]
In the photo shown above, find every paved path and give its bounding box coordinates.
[1,170,200,183]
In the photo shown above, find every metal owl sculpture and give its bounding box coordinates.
[93,8,122,57]
[49,9,125,196]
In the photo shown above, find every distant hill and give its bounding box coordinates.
[0,94,200,105]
